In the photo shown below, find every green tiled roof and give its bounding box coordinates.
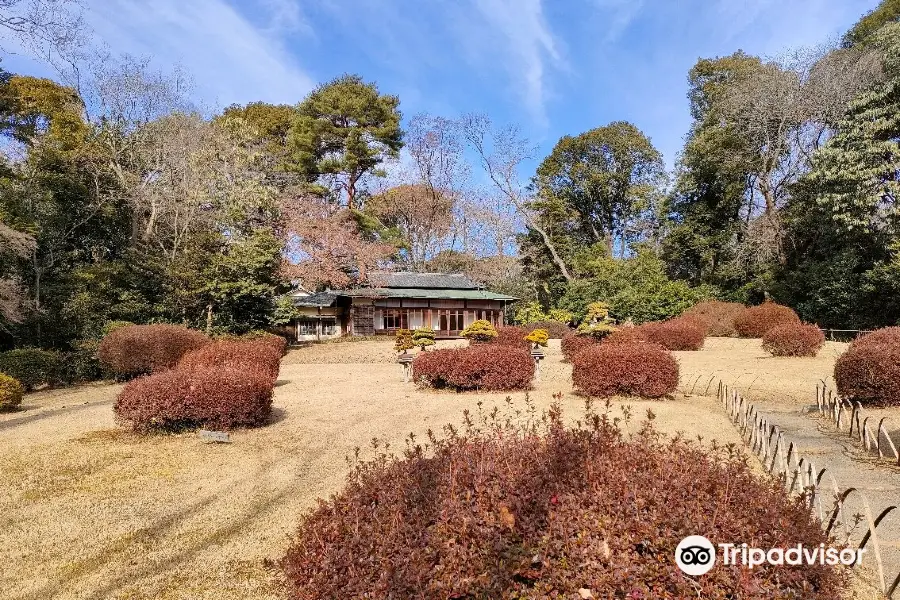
[344,287,517,301]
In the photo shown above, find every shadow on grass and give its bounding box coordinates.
[0,399,115,432]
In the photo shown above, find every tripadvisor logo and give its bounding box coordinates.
[674,535,866,575]
[675,535,716,575]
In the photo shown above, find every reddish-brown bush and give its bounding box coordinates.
[114,366,274,432]
[683,300,745,337]
[489,325,530,350]
[601,327,648,345]
[524,321,571,339]
[413,345,533,391]
[560,334,597,362]
[572,342,678,398]
[733,301,800,338]
[638,317,706,351]
[97,324,209,378]
[835,343,900,406]
[282,404,844,600]
[762,323,825,357]
[178,339,282,383]
[850,326,900,350]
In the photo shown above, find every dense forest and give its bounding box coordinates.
[3,0,900,351]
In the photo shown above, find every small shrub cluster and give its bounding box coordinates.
[762,323,825,357]
[394,328,415,352]
[114,366,274,432]
[0,373,24,411]
[576,302,616,339]
[524,328,549,347]
[412,345,534,391]
[490,325,530,350]
[572,343,678,398]
[282,404,844,599]
[0,348,61,390]
[461,320,498,343]
[560,334,597,362]
[178,339,282,384]
[638,316,706,351]
[524,321,570,339]
[835,328,900,406]
[733,301,800,338]
[683,300,745,337]
[98,324,210,378]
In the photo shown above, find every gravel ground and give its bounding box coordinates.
[0,338,871,599]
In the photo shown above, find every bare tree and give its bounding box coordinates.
[0,0,86,69]
[459,113,573,280]
[0,221,36,324]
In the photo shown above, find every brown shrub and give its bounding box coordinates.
[524,321,571,339]
[560,334,598,362]
[282,404,844,600]
[98,324,209,378]
[489,325,530,350]
[638,317,706,351]
[850,326,900,350]
[601,327,648,345]
[178,339,282,383]
[114,366,274,432]
[683,300,745,337]
[733,301,800,338]
[0,372,24,411]
[762,323,825,357]
[413,346,533,391]
[572,343,678,398]
[835,343,900,406]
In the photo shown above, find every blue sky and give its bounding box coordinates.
[3,0,877,169]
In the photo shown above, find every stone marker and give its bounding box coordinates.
[198,429,230,443]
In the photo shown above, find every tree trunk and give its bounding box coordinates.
[526,215,573,281]
[205,303,214,334]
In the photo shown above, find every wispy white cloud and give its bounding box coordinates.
[82,0,315,108]
[593,0,645,43]
[469,0,564,127]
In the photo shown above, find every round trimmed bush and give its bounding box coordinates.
[572,342,678,398]
[683,301,745,337]
[241,331,289,356]
[413,345,533,391]
[178,339,282,384]
[114,366,274,432]
[560,334,597,362]
[0,348,61,390]
[733,302,800,338]
[281,406,844,599]
[835,343,900,406]
[461,320,498,343]
[524,321,570,339]
[639,317,706,351]
[762,323,825,357]
[490,326,530,350]
[98,324,210,378]
[0,373,24,411]
[850,326,900,350]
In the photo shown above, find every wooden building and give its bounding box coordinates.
[290,272,517,341]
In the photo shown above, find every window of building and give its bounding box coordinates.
[383,309,408,330]
[449,310,464,331]
[321,320,337,336]
[298,320,316,336]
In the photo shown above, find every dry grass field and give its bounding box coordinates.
[0,336,879,599]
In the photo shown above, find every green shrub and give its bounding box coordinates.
[101,320,135,337]
[461,320,498,343]
[394,329,415,352]
[0,373,24,411]
[412,327,436,350]
[58,340,105,384]
[0,348,61,391]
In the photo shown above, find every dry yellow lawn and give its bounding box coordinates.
[0,337,867,599]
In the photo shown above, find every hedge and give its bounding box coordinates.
[762,323,825,357]
[98,324,210,378]
[638,317,706,351]
[683,301,745,337]
[835,327,900,406]
[490,326,530,350]
[0,348,61,390]
[572,342,678,398]
[560,334,597,362]
[733,302,800,338]
[178,339,282,384]
[114,366,274,432]
[413,345,534,391]
[282,405,844,599]
[601,327,648,345]
[524,321,571,339]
